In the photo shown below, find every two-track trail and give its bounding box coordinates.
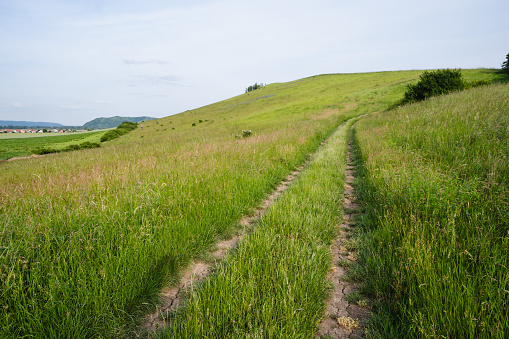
[139,166,305,334]
[138,120,371,338]
[317,126,371,338]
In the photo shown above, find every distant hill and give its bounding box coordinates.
[0,120,64,128]
[83,116,156,130]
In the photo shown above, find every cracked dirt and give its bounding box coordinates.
[317,138,371,338]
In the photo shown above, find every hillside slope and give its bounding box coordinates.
[82,115,155,129]
[354,83,509,338]
[0,69,503,338]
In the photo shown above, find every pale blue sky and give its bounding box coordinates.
[1,0,507,125]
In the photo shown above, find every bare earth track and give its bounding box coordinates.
[317,134,371,338]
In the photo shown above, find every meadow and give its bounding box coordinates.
[162,118,357,338]
[0,69,505,338]
[0,130,105,160]
[353,82,509,337]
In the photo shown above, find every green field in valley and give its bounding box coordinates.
[0,130,105,160]
[0,69,507,338]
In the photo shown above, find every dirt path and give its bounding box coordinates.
[140,166,305,334]
[5,154,44,161]
[317,132,371,338]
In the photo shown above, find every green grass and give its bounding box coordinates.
[0,69,505,338]
[353,83,509,338]
[0,131,105,160]
[164,118,356,338]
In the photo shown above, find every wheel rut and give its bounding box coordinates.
[137,126,352,337]
[317,130,371,338]
[139,165,305,334]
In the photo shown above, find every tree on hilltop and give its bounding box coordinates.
[502,53,509,73]
[245,83,265,93]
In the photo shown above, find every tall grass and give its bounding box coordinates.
[0,69,503,337]
[164,119,356,338]
[353,83,509,338]
[1,71,399,338]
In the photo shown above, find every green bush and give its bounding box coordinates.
[100,122,137,142]
[117,121,137,131]
[34,142,101,155]
[62,144,81,152]
[101,130,121,142]
[31,147,58,155]
[79,141,100,149]
[100,129,128,142]
[465,79,491,89]
[402,69,466,104]
[235,130,253,139]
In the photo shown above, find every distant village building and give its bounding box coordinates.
[0,127,73,134]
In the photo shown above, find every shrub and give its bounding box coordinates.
[101,130,122,142]
[31,147,58,155]
[117,121,137,131]
[62,144,81,152]
[79,141,100,149]
[100,122,136,142]
[465,79,491,89]
[402,69,466,104]
[235,130,252,139]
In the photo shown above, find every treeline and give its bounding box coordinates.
[30,122,138,156]
[32,141,100,155]
[245,83,265,93]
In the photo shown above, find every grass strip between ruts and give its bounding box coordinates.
[164,119,356,338]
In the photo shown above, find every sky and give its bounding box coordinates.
[0,0,507,126]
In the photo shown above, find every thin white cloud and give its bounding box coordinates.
[11,102,25,107]
[123,59,170,65]
[91,100,114,104]
[127,75,180,86]
[61,105,85,110]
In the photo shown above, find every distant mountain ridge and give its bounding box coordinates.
[0,120,64,128]
[83,116,156,129]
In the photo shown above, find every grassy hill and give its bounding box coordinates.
[354,82,509,338]
[82,116,155,129]
[0,69,506,338]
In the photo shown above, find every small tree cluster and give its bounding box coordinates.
[245,83,265,93]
